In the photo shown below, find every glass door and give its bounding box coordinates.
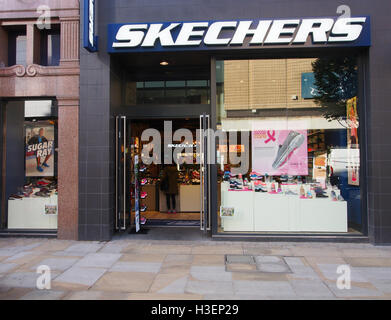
[115,116,130,231]
[200,113,211,232]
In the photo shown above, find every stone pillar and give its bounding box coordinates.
[57,98,79,240]
[60,17,80,67]
[26,24,40,65]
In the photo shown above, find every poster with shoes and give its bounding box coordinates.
[252,129,308,176]
[25,124,55,177]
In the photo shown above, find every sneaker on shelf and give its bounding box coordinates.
[141,179,148,186]
[300,185,306,199]
[23,190,33,197]
[250,172,258,180]
[36,179,50,186]
[280,175,289,182]
[141,192,148,199]
[338,195,345,201]
[316,193,328,198]
[9,194,23,200]
[192,171,200,179]
[140,205,147,212]
[140,217,147,225]
[35,191,50,198]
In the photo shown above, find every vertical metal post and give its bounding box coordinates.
[200,115,205,231]
[122,116,126,230]
[115,116,119,230]
[206,114,211,231]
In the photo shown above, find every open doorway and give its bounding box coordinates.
[115,116,211,235]
[131,118,201,227]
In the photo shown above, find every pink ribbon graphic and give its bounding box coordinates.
[265,130,276,144]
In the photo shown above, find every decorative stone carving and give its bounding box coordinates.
[26,64,80,77]
[0,65,26,77]
[0,64,79,77]
[60,18,80,64]
[26,64,38,77]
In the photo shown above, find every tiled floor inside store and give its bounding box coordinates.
[0,237,391,300]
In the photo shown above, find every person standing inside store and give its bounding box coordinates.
[28,128,52,173]
[161,164,179,214]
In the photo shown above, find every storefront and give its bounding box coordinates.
[0,0,80,239]
[79,0,391,244]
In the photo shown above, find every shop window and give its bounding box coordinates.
[216,57,362,234]
[3,100,58,230]
[8,28,27,66]
[125,80,210,105]
[40,25,60,66]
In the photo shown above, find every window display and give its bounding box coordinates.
[8,178,58,229]
[216,57,362,234]
[4,106,58,230]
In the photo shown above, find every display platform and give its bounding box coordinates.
[179,185,201,212]
[8,195,58,229]
[221,185,348,233]
[159,184,201,213]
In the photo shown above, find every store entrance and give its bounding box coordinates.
[114,115,211,236]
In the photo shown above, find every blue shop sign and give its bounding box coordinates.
[83,0,98,52]
[107,16,371,53]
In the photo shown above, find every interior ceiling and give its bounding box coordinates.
[113,52,211,81]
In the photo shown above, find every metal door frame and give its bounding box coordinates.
[115,115,129,231]
[114,110,214,235]
[200,113,211,233]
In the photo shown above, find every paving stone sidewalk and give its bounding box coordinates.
[0,238,391,300]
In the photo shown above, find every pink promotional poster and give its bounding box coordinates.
[252,129,308,176]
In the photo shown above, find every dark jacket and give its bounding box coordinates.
[162,166,179,195]
[28,135,48,145]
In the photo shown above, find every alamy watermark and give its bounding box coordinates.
[36,5,51,30]
[337,265,352,290]
[140,121,250,175]
[36,265,51,290]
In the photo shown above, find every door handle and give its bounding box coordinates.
[200,115,205,231]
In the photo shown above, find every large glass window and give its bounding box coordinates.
[2,100,58,230]
[40,25,61,66]
[216,57,362,234]
[125,80,210,105]
[8,28,27,66]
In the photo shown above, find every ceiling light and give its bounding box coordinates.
[160,61,169,66]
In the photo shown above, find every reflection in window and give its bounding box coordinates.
[8,31,27,66]
[40,27,61,66]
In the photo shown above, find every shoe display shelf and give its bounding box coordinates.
[8,195,58,229]
[220,182,347,233]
